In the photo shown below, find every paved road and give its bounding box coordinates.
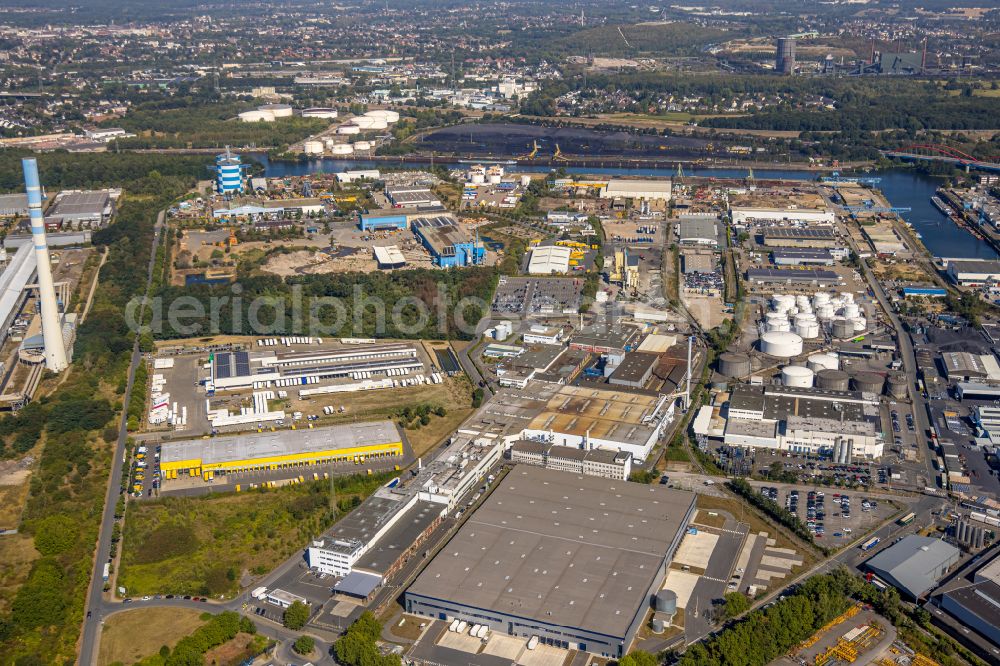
[842,228,937,488]
[454,332,494,399]
[80,211,164,663]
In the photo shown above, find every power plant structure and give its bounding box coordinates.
[776,37,796,75]
[21,158,69,373]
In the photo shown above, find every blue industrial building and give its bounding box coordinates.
[902,286,948,298]
[214,150,247,195]
[359,208,412,231]
[412,216,485,268]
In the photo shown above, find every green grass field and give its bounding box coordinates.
[118,472,394,597]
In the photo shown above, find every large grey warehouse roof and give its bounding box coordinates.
[160,420,401,466]
[746,268,841,283]
[763,228,836,239]
[407,465,695,639]
[866,535,960,599]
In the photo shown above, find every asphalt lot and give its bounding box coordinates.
[683,514,749,643]
[747,480,902,547]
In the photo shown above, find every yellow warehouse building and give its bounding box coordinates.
[160,420,403,480]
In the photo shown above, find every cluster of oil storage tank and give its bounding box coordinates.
[338,109,400,134]
[779,353,890,393]
[763,292,867,340]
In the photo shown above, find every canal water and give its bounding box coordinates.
[258,155,996,260]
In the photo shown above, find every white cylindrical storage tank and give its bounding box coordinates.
[816,304,836,320]
[471,172,485,185]
[331,143,354,155]
[520,175,532,188]
[301,107,338,119]
[350,115,376,128]
[239,110,275,122]
[852,317,867,332]
[807,352,839,372]
[337,124,361,135]
[260,104,293,118]
[843,303,860,319]
[365,109,399,123]
[782,365,815,388]
[793,313,816,326]
[796,321,820,339]
[842,292,854,302]
[765,311,787,323]
[367,118,389,130]
[488,173,502,184]
[795,295,811,309]
[353,140,372,151]
[760,331,803,358]
[768,320,791,333]
[324,138,337,149]
[303,140,324,155]
[813,293,831,308]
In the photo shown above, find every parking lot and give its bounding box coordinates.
[750,482,901,547]
[491,277,583,318]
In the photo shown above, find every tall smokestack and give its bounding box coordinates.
[21,158,68,372]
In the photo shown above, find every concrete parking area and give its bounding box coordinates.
[408,621,574,666]
[748,480,902,548]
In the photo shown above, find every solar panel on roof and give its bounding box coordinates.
[235,351,251,376]
[215,353,233,380]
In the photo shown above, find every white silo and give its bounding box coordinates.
[471,172,485,185]
[239,109,275,122]
[795,321,820,339]
[21,158,68,372]
[760,331,803,357]
[260,104,293,118]
[807,353,839,372]
[782,365,815,388]
[365,109,400,123]
[303,140,324,155]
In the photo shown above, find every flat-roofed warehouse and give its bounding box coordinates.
[746,267,843,286]
[599,178,672,202]
[159,420,403,478]
[761,227,838,248]
[947,259,1000,286]
[44,189,114,229]
[521,384,672,460]
[678,217,720,247]
[0,193,28,217]
[405,465,696,658]
[771,248,835,266]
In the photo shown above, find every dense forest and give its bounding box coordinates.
[152,267,497,341]
[0,151,208,663]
